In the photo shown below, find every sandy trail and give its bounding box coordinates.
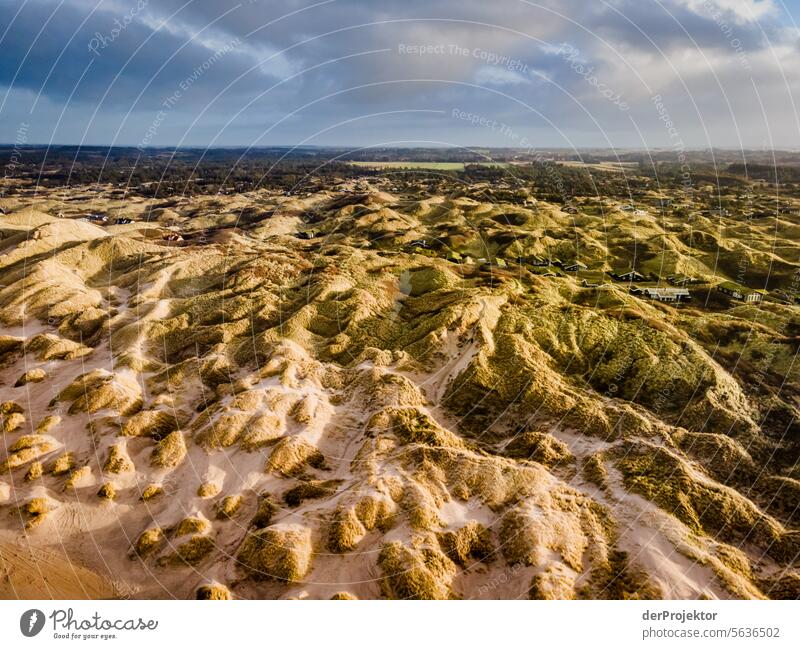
[0,536,120,599]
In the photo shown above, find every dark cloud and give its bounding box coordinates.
[0,0,796,148]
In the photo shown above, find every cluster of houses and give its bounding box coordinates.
[82,213,134,225]
[516,256,770,305]
[305,226,776,307]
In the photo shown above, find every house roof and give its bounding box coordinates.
[718,281,767,295]
[643,287,689,297]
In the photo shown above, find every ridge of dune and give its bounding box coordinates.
[1,183,798,600]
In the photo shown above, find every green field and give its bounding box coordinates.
[348,161,509,171]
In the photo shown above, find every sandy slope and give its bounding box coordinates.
[1,184,798,600]
[0,536,119,599]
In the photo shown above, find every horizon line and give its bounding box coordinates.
[2,144,799,153]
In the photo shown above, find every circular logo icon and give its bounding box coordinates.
[20,609,45,637]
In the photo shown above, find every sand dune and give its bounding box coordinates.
[1,181,798,600]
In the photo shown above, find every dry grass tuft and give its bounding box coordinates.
[97,482,116,500]
[0,436,55,473]
[25,461,43,481]
[35,415,60,434]
[140,484,164,501]
[197,482,221,498]
[208,494,238,520]
[174,517,209,537]
[266,436,325,476]
[504,430,574,467]
[330,591,357,600]
[14,368,47,386]
[64,465,92,490]
[283,479,341,507]
[20,497,51,529]
[196,583,232,600]
[150,431,187,468]
[49,452,74,476]
[133,528,164,558]
[122,409,185,438]
[173,535,215,566]
[237,525,313,582]
[0,401,24,415]
[437,521,494,567]
[249,494,276,527]
[377,542,454,600]
[104,444,134,474]
[58,370,142,415]
[327,507,366,553]
[2,411,25,433]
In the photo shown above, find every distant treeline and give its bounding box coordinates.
[2,146,799,199]
[727,163,800,184]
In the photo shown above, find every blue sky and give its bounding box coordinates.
[1,0,799,150]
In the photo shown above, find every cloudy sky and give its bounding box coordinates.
[1,0,799,149]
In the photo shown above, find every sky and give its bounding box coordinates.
[1,0,800,150]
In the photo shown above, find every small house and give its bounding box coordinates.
[611,269,645,282]
[580,277,608,288]
[667,274,696,286]
[115,218,134,225]
[641,287,690,303]
[526,256,550,267]
[562,261,588,272]
[718,281,766,303]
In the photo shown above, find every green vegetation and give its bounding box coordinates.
[349,161,468,170]
[2,153,799,599]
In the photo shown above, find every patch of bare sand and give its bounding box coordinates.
[0,538,120,599]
